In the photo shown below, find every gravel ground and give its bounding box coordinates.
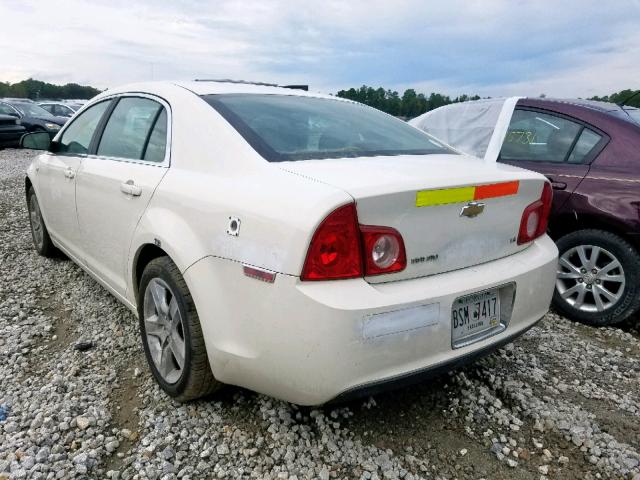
[1,148,639,480]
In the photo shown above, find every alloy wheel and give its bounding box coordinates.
[556,244,626,313]
[29,195,44,250]
[143,278,186,384]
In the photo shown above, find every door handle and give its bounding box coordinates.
[64,168,75,179]
[120,180,142,197]
[545,176,567,190]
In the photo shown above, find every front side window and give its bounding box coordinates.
[202,94,453,162]
[40,104,54,114]
[97,97,166,161]
[501,110,582,163]
[58,100,111,155]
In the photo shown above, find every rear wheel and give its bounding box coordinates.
[553,229,640,326]
[27,187,56,257]
[138,256,221,401]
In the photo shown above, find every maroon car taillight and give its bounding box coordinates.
[517,182,553,245]
[301,203,406,280]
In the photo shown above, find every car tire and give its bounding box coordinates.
[138,256,221,401]
[27,186,56,257]
[553,229,640,326]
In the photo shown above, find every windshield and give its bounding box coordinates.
[9,102,55,118]
[202,94,454,162]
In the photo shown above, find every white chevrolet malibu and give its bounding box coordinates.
[22,81,557,405]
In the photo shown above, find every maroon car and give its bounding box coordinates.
[412,97,640,326]
[498,98,640,326]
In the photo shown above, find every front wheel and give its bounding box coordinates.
[138,256,221,401]
[553,229,640,326]
[27,186,56,257]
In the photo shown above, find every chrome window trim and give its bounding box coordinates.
[58,92,172,167]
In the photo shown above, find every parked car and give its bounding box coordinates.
[38,102,80,118]
[0,114,26,148]
[411,98,640,326]
[0,100,67,138]
[21,81,557,405]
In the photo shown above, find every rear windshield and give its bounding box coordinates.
[202,94,454,162]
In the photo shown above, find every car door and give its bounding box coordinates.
[75,95,169,297]
[35,100,112,258]
[498,108,606,214]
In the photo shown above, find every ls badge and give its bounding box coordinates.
[460,201,485,218]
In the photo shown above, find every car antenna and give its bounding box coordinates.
[617,89,640,106]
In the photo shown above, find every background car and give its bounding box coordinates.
[38,101,81,118]
[20,81,556,405]
[0,113,26,148]
[412,98,640,326]
[0,100,67,138]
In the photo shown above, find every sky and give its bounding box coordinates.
[1,0,639,98]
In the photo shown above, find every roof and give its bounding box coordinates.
[101,80,331,100]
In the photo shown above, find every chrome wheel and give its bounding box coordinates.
[143,278,186,384]
[556,245,626,313]
[29,194,44,250]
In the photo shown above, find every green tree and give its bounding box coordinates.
[0,78,101,100]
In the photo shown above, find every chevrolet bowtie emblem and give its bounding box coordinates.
[460,201,485,218]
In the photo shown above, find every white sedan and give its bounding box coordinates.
[22,81,557,405]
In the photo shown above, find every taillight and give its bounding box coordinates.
[360,226,406,275]
[517,182,553,245]
[301,203,407,281]
[301,204,363,280]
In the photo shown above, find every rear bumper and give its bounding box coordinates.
[331,317,540,404]
[185,235,558,405]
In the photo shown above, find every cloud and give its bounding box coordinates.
[0,0,638,97]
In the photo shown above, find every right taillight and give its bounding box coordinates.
[301,203,406,281]
[360,226,406,276]
[517,182,553,245]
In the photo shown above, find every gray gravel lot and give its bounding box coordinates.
[1,149,639,480]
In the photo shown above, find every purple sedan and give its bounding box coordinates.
[412,97,639,326]
[498,98,640,326]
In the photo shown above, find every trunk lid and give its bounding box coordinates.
[281,154,547,283]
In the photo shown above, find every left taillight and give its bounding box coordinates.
[301,203,406,281]
[517,182,553,245]
[301,204,363,281]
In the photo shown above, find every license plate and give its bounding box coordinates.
[451,288,500,343]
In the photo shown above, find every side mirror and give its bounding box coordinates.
[7,112,20,118]
[20,131,51,151]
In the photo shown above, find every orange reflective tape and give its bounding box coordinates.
[474,181,519,200]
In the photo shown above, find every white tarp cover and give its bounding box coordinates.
[409,97,521,162]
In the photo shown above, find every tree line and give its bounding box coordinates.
[336,85,481,119]
[337,86,640,119]
[0,78,101,100]
[589,89,640,108]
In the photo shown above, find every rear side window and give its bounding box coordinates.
[202,94,453,162]
[143,109,168,162]
[501,110,581,163]
[97,97,166,161]
[567,128,602,163]
[59,101,111,155]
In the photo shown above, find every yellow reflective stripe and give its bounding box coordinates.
[416,186,475,207]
